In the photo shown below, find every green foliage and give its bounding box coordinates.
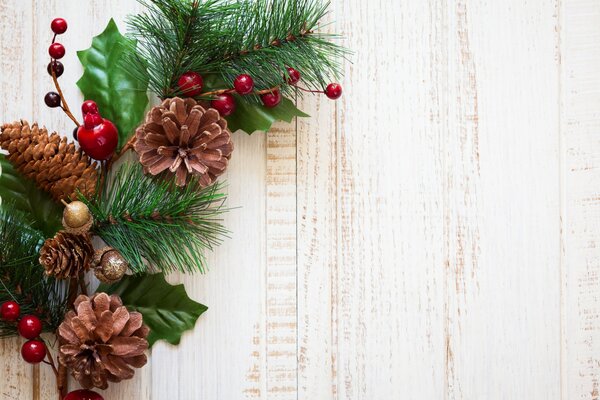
[0,206,68,337]
[99,273,207,347]
[0,154,62,236]
[80,160,229,274]
[227,95,308,133]
[126,0,346,132]
[77,19,149,149]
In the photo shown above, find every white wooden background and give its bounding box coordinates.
[0,0,599,399]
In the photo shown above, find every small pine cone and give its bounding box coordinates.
[58,293,149,390]
[134,97,234,187]
[0,120,98,202]
[39,231,94,279]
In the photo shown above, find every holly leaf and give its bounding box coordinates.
[76,19,149,149]
[0,154,62,236]
[98,273,207,347]
[226,95,309,134]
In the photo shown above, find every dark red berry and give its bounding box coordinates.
[49,43,65,59]
[177,71,203,97]
[77,117,119,160]
[21,340,46,364]
[285,67,301,84]
[51,18,68,34]
[81,100,99,115]
[233,74,254,95]
[0,301,20,321]
[64,389,104,400]
[44,92,61,108]
[18,315,43,339]
[325,83,342,100]
[211,93,236,116]
[47,61,64,78]
[72,127,78,141]
[261,89,281,108]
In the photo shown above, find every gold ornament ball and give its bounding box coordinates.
[98,250,128,281]
[63,201,91,228]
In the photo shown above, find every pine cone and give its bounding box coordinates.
[0,120,98,202]
[39,231,94,279]
[134,97,234,187]
[58,293,149,390]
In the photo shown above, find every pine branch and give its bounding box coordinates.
[80,160,229,274]
[0,206,68,337]
[126,0,348,99]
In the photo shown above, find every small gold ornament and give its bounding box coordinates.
[93,247,128,283]
[62,200,93,234]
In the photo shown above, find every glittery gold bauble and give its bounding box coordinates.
[93,247,128,284]
[62,201,92,234]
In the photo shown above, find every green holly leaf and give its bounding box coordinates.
[226,95,309,134]
[77,19,149,149]
[0,154,62,237]
[98,273,207,347]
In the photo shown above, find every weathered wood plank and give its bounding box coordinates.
[562,0,600,398]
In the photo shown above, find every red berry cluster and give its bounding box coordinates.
[45,18,68,109]
[0,301,46,364]
[176,67,342,118]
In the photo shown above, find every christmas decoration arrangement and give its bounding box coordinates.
[0,0,346,398]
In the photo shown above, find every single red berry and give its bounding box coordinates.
[64,389,104,400]
[81,100,99,115]
[72,127,78,141]
[49,43,65,59]
[177,71,203,97]
[211,93,236,116]
[47,61,64,78]
[261,89,281,108]
[0,301,20,321]
[18,315,43,340]
[51,18,68,34]
[325,83,342,100]
[285,67,301,85]
[21,340,46,364]
[77,118,119,160]
[44,92,61,108]
[233,74,254,95]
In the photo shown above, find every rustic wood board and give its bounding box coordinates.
[0,0,597,399]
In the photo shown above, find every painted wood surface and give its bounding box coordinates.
[0,0,598,399]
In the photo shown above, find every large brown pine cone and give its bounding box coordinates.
[134,97,234,187]
[58,293,149,390]
[0,120,98,202]
[39,231,94,279]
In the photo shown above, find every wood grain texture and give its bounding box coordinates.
[0,0,598,399]
[562,0,600,398]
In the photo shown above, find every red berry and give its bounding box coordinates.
[211,93,236,116]
[233,74,254,95]
[49,43,65,59]
[261,90,281,108]
[177,71,203,97]
[77,118,119,160]
[21,340,46,364]
[325,83,342,100]
[81,100,99,115]
[0,301,20,321]
[17,315,43,339]
[47,61,64,78]
[44,92,61,108]
[285,67,301,85]
[51,18,68,34]
[64,389,104,400]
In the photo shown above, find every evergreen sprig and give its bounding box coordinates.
[126,0,347,99]
[80,161,229,274]
[0,206,68,336]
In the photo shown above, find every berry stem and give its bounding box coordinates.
[291,84,324,94]
[198,85,281,98]
[50,60,80,127]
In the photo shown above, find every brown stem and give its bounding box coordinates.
[198,85,281,99]
[50,62,80,128]
[44,342,66,400]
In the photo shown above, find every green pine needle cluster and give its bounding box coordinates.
[0,206,68,337]
[80,161,229,274]
[126,0,347,99]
